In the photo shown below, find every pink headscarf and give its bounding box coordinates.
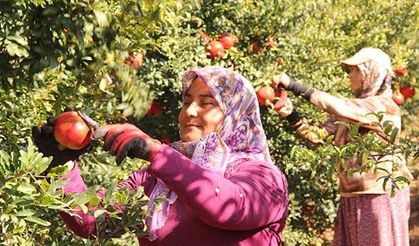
[146,66,272,240]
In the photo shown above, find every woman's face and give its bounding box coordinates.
[178,77,225,142]
[348,65,363,91]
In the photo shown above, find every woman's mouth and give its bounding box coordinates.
[185,123,201,128]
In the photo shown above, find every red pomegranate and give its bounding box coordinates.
[392,90,405,106]
[54,112,92,150]
[206,41,225,59]
[218,32,238,49]
[256,86,275,106]
[400,86,415,99]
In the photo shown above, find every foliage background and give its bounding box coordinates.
[0,0,417,245]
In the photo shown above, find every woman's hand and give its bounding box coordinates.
[32,109,92,170]
[98,124,161,164]
[271,73,291,90]
[275,98,294,117]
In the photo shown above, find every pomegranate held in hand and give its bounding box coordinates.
[54,112,93,150]
[257,86,275,106]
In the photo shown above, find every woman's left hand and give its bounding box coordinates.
[97,124,161,164]
[275,98,294,117]
[32,109,92,170]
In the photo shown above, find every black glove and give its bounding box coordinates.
[287,78,315,101]
[32,109,91,170]
[100,124,161,165]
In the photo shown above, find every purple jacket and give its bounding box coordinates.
[60,145,289,245]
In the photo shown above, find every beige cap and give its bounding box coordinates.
[340,47,392,72]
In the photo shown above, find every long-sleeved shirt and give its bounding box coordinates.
[59,144,289,245]
[293,90,412,196]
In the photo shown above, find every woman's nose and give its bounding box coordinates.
[185,102,199,117]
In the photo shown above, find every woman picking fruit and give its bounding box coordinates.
[32,67,289,245]
[274,48,412,245]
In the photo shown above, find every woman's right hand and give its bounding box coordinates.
[272,73,291,89]
[32,109,91,170]
[98,124,161,164]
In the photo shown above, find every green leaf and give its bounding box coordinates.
[394,176,411,185]
[73,186,98,207]
[94,10,110,27]
[5,42,29,57]
[15,197,35,206]
[7,35,28,46]
[16,209,35,217]
[0,150,11,164]
[81,56,93,61]
[389,127,399,144]
[381,176,389,191]
[383,123,393,135]
[93,209,107,218]
[12,224,26,234]
[104,181,117,206]
[310,169,317,179]
[390,187,396,198]
[17,183,37,194]
[24,216,51,226]
[47,161,74,177]
[48,179,68,193]
[89,194,102,207]
[35,156,53,175]
[37,179,50,191]
[4,205,14,214]
[356,152,363,166]
[326,135,334,144]
[79,204,89,214]
[18,149,30,170]
[40,195,55,206]
[99,78,108,91]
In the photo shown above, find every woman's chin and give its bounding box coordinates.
[181,132,202,142]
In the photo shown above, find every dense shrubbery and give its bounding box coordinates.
[1,0,417,245]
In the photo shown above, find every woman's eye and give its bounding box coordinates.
[202,101,216,106]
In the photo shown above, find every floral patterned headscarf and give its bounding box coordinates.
[146,66,272,240]
[181,66,272,163]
